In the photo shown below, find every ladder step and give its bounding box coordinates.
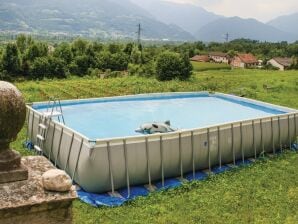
[37,134,45,141]
[39,123,47,129]
[34,145,42,152]
[42,111,62,118]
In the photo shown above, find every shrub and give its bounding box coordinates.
[156,51,192,81]
[128,63,141,76]
[108,71,124,78]
[30,56,66,79]
[29,57,49,79]
[53,43,73,64]
[70,55,90,76]
[88,68,104,78]
[128,61,156,77]
[109,52,129,71]
[0,70,12,81]
[25,42,48,61]
[47,57,67,78]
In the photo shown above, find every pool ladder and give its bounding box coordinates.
[43,99,65,125]
[34,99,65,154]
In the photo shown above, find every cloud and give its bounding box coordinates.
[165,0,298,21]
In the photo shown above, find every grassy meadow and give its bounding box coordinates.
[12,69,298,223]
[191,61,231,71]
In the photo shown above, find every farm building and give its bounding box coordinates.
[231,53,258,68]
[209,52,229,64]
[267,57,293,71]
[190,55,210,62]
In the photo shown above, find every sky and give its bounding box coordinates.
[165,0,298,22]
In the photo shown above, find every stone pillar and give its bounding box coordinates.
[0,82,77,224]
[0,81,28,183]
[0,156,77,224]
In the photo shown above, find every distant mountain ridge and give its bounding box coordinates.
[267,13,298,36]
[131,0,222,35]
[195,17,297,42]
[132,0,297,42]
[0,0,297,42]
[0,0,194,40]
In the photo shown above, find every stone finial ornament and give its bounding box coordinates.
[0,81,28,183]
[0,81,26,149]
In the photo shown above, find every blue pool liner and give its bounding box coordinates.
[77,159,254,207]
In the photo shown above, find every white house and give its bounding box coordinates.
[267,57,293,71]
[209,52,229,64]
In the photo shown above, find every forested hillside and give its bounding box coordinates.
[0,0,193,40]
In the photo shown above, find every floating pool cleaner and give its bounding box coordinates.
[135,120,176,134]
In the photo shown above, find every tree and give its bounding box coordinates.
[178,53,193,80]
[71,39,88,56]
[227,50,237,58]
[85,44,96,68]
[29,57,49,78]
[108,43,121,54]
[156,51,192,81]
[2,43,20,75]
[130,46,142,64]
[109,52,129,71]
[291,56,298,69]
[47,57,67,78]
[16,34,27,54]
[25,42,48,61]
[92,42,104,52]
[70,55,90,75]
[30,56,66,78]
[124,43,133,56]
[53,42,73,64]
[95,51,110,70]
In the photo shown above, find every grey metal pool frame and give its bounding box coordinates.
[27,92,298,194]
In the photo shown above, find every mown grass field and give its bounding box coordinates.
[191,61,231,71]
[12,69,298,223]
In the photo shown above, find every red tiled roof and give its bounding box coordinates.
[272,57,292,67]
[190,55,210,62]
[237,53,258,64]
[209,52,228,57]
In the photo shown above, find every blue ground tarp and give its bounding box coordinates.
[77,159,254,207]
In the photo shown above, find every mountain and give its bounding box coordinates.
[0,0,194,41]
[131,0,221,35]
[196,17,298,42]
[267,13,298,36]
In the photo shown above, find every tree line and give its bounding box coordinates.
[0,35,297,81]
[0,35,192,81]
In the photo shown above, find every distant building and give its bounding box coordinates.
[267,57,293,71]
[258,60,263,68]
[209,52,229,64]
[231,53,258,68]
[190,55,210,62]
[48,45,55,53]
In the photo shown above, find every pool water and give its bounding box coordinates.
[35,94,286,139]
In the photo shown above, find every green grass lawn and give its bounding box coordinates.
[12,69,298,223]
[191,61,231,71]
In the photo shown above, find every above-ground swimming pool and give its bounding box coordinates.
[27,92,298,193]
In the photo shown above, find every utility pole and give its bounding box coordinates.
[137,23,142,45]
[224,33,229,42]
